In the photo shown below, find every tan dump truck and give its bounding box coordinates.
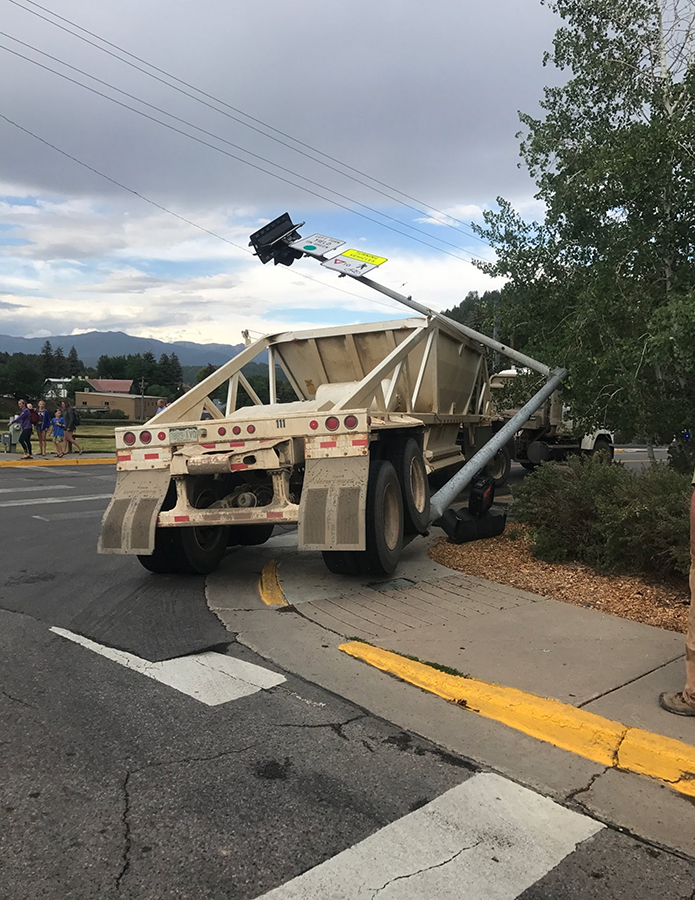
[98,215,566,577]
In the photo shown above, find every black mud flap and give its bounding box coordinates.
[434,506,507,544]
[98,469,171,555]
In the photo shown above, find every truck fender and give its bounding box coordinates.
[98,469,171,555]
[298,457,369,551]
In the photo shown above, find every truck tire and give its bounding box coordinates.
[178,477,230,574]
[486,444,512,488]
[520,461,536,471]
[591,437,613,462]
[137,480,183,574]
[321,550,362,576]
[228,524,275,546]
[398,437,430,534]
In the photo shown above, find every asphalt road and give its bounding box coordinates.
[1,461,692,899]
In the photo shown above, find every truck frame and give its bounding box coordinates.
[98,215,567,577]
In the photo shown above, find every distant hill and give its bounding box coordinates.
[0,331,249,367]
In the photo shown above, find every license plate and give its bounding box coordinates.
[169,427,199,443]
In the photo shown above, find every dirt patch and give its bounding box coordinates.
[429,526,690,633]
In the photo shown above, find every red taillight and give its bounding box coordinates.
[123,432,136,446]
[140,431,152,444]
[157,431,166,441]
[218,426,226,436]
[247,424,256,434]
[309,420,319,430]
[344,415,358,429]
[325,416,340,431]
[232,425,241,435]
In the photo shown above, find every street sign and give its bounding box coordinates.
[320,249,388,278]
[289,233,345,257]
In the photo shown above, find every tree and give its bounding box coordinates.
[40,340,54,378]
[169,352,182,389]
[476,0,695,447]
[67,346,82,377]
[1,354,45,400]
[53,346,67,377]
[158,353,173,388]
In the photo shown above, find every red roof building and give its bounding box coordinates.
[87,379,134,393]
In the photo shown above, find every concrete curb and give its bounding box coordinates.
[339,640,695,798]
[0,457,114,468]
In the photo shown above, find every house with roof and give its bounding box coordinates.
[86,379,134,393]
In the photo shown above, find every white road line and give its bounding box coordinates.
[0,493,112,508]
[258,772,603,900]
[0,484,72,494]
[50,627,286,705]
[31,515,50,522]
[33,509,105,522]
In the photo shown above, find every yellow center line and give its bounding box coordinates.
[258,559,288,606]
[339,641,695,798]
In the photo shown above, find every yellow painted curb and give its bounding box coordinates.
[258,559,288,606]
[339,641,695,797]
[0,457,115,468]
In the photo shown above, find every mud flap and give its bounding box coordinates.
[298,457,368,551]
[98,469,171,555]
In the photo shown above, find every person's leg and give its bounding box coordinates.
[660,560,695,714]
[66,431,83,453]
[20,428,32,457]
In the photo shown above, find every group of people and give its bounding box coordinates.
[11,398,83,460]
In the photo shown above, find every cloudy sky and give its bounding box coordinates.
[0,0,560,345]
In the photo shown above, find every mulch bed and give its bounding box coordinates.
[429,525,690,633]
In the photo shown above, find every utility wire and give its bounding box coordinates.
[0,30,488,261]
[0,40,489,264]
[0,112,407,319]
[5,0,490,245]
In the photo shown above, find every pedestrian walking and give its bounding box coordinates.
[660,468,695,715]
[60,401,83,454]
[51,409,66,457]
[12,399,33,459]
[35,400,51,457]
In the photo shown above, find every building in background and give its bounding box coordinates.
[74,391,160,420]
[86,379,133,393]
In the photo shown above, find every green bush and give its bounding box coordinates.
[512,456,691,579]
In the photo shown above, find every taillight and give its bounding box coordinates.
[157,431,166,441]
[140,431,152,444]
[344,415,358,429]
[218,426,226,436]
[232,425,241,435]
[123,432,136,446]
[325,416,340,431]
[309,420,319,430]
[247,424,256,434]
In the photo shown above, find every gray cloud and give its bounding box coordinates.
[0,1,559,209]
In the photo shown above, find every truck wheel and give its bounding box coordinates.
[591,438,613,462]
[137,529,183,573]
[398,437,430,534]
[486,445,512,488]
[137,480,182,574]
[178,478,230,574]
[321,551,362,576]
[520,461,536,471]
[228,524,275,546]
[357,459,404,577]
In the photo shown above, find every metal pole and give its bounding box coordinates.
[428,367,567,522]
[353,273,551,377]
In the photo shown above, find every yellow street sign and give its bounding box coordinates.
[342,249,388,266]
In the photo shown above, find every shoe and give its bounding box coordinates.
[659,692,695,716]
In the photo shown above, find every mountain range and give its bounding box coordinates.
[0,331,247,367]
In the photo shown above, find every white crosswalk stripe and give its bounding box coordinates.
[50,627,286,705]
[257,772,603,899]
[0,484,72,494]
[0,493,112,508]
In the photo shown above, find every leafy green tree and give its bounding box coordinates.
[169,352,182,389]
[1,354,44,400]
[66,378,91,402]
[158,353,173,388]
[476,0,695,447]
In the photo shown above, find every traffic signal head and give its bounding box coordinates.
[249,213,304,266]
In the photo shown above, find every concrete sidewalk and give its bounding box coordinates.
[0,450,114,467]
[207,531,695,858]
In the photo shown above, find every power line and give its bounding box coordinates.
[5,0,491,246]
[0,112,408,319]
[0,39,490,265]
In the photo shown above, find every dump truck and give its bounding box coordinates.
[98,214,566,577]
[490,369,614,480]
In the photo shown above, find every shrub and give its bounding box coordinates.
[512,456,691,579]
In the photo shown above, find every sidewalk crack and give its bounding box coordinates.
[274,713,367,740]
[368,839,482,898]
[1,688,36,709]
[115,771,132,892]
[565,767,608,805]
